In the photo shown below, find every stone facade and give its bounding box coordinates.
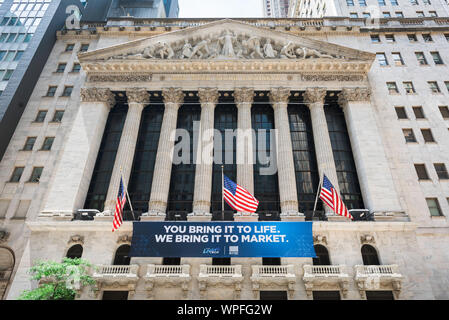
[0,17,449,300]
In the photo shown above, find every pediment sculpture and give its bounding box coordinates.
[106,30,345,61]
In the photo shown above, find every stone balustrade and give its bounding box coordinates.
[92,264,139,298]
[302,265,350,298]
[199,264,242,278]
[198,265,244,299]
[144,264,191,298]
[250,265,297,299]
[354,264,403,299]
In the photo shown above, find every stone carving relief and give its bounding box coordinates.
[106,30,345,61]
[80,88,115,106]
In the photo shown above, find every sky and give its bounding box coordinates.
[178,0,263,18]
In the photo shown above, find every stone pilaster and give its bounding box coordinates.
[269,88,299,215]
[304,88,339,216]
[338,87,402,214]
[104,89,149,214]
[191,88,219,217]
[147,88,184,216]
[42,88,115,215]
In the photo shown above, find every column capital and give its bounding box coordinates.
[80,88,115,107]
[338,87,371,105]
[126,88,150,104]
[198,88,219,105]
[303,88,326,104]
[234,88,255,105]
[162,88,184,105]
[269,87,291,105]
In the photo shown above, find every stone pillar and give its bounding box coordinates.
[191,88,219,218]
[338,88,402,214]
[147,88,184,216]
[269,88,300,215]
[303,88,339,215]
[42,88,115,215]
[104,89,149,213]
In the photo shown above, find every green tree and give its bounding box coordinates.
[18,258,96,300]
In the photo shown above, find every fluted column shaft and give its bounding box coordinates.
[148,88,184,215]
[104,89,148,213]
[304,88,339,214]
[270,88,299,214]
[192,88,219,215]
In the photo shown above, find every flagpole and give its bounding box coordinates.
[221,165,225,221]
[121,166,136,221]
[312,173,323,218]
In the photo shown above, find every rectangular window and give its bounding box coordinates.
[14,51,24,61]
[426,198,443,216]
[413,106,425,119]
[403,82,416,94]
[403,129,417,142]
[6,33,16,43]
[388,82,399,94]
[376,53,388,66]
[34,110,47,123]
[446,82,449,93]
[56,63,66,73]
[421,129,435,142]
[392,52,404,66]
[23,34,32,43]
[434,163,449,179]
[350,12,358,18]
[3,51,15,62]
[438,106,449,119]
[29,167,43,183]
[430,52,443,65]
[415,164,430,180]
[46,86,57,97]
[428,81,441,93]
[416,11,425,17]
[408,34,418,42]
[422,34,433,42]
[2,70,14,81]
[0,33,8,43]
[385,34,395,43]
[378,0,386,5]
[395,106,408,119]
[346,0,355,5]
[0,51,5,61]
[41,137,55,151]
[391,0,399,4]
[61,86,73,97]
[429,11,437,17]
[363,12,371,18]
[423,0,431,3]
[10,167,24,183]
[410,0,419,5]
[415,52,428,65]
[395,12,404,17]
[72,63,81,73]
[52,110,65,122]
[383,12,391,17]
[23,137,36,151]
[65,44,74,52]
[371,35,380,43]
[445,34,449,42]
[80,44,89,52]
[359,0,367,5]
[15,33,25,43]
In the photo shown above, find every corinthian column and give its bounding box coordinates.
[269,88,299,215]
[147,88,184,216]
[338,87,402,214]
[42,88,115,215]
[304,88,339,215]
[191,88,219,217]
[104,88,149,214]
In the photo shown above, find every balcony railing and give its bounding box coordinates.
[146,264,190,278]
[199,265,242,278]
[93,264,139,279]
[354,265,403,298]
[303,265,348,277]
[355,265,401,277]
[251,265,295,278]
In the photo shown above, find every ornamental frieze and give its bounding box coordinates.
[88,74,152,82]
[338,87,372,103]
[301,74,365,82]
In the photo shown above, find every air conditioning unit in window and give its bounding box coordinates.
[349,209,374,221]
[74,209,99,221]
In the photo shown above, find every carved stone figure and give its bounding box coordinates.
[242,36,264,59]
[142,45,156,59]
[219,30,237,58]
[280,41,297,59]
[156,42,174,59]
[180,40,193,59]
[296,47,334,59]
[263,39,277,58]
[190,39,211,59]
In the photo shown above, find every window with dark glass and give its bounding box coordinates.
[403,82,415,94]
[13,51,23,61]
[438,106,449,119]
[23,34,32,43]
[416,11,425,17]
[387,82,399,94]
[421,129,435,142]
[403,129,416,143]
[434,163,449,179]
[430,52,443,65]
[366,291,395,300]
[426,198,443,216]
[415,52,427,65]
[23,137,36,151]
[127,93,162,217]
[395,12,404,17]
[445,34,449,42]
[422,33,433,42]
[61,86,73,97]
[102,291,129,300]
[376,53,388,66]
[52,110,65,122]
[383,12,391,17]
[35,110,47,122]
[56,63,66,73]
[415,164,430,180]
[385,34,395,43]
[46,86,57,97]
[313,291,341,300]
[15,33,25,43]
[29,167,43,182]
[428,81,440,93]
[72,63,81,72]
[41,137,55,151]
[80,44,89,52]
[313,245,331,265]
[325,98,364,209]
[10,167,24,183]
[3,70,13,81]
[446,82,449,93]
[113,245,131,265]
[167,93,199,214]
[84,102,127,211]
[65,44,75,52]
[413,106,425,119]
[408,34,417,42]
[66,244,83,259]
[370,35,380,43]
[252,93,280,213]
[392,52,404,66]
[288,94,319,214]
[361,245,380,265]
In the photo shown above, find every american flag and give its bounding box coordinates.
[112,177,127,232]
[223,175,259,213]
[320,174,353,220]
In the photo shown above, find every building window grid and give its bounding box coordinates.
[421,129,435,142]
[426,198,443,217]
[403,129,417,143]
[22,137,36,151]
[438,106,449,119]
[41,137,54,151]
[430,52,443,65]
[10,167,24,183]
[415,52,428,65]
[29,167,43,183]
[434,163,449,179]
[428,81,441,93]
[415,164,430,180]
[413,106,425,119]
[403,82,416,94]
[392,52,404,66]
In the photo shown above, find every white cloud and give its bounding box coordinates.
[179,0,263,18]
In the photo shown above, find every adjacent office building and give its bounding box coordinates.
[263,0,290,17]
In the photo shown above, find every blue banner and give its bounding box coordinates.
[130,221,316,258]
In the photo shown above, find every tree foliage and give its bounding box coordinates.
[18,258,96,300]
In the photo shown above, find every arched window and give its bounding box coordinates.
[113,244,131,265]
[66,244,83,259]
[0,247,15,299]
[361,244,380,265]
[313,244,331,265]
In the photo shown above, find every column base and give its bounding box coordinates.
[140,215,166,222]
[233,213,259,222]
[327,214,350,222]
[280,212,305,222]
[187,213,212,222]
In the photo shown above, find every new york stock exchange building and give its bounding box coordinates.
[1,16,449,301]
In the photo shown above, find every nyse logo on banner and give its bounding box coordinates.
[229,246,239,256]
[203,248,220,255]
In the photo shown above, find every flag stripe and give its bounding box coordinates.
[112,177,127,232]
[223,175,259,213]
[319,175,353,220]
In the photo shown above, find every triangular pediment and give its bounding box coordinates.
[79,19,374,63]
